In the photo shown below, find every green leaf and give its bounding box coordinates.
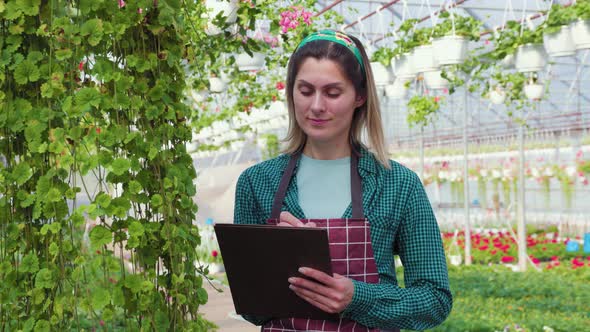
[49,243,59,257]
[80,18,103,46]
[111,158,130,176]
[128,221,144,237]
[148,146,158,160]
[34,319,50,332]
[35,268,54,289]
[196,287,208,304]
[55,49,73,61]
[128,180,142,194]
[4,1,22,19]
[126,236,139,248]
[20,253,39,273]
[96,192,112,207]
[12,162,32,185]
[151,194,163,207]
[75,87,101,110]
[89,225,112,248]
[19,0,41,16]
[45,187,62,203]
[23,317,36,332]
[124,274,143,293]
[14,60,40,84]
[91,287,110,310]
[155,311,170,331]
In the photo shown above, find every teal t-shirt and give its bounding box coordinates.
[296,154,351,219]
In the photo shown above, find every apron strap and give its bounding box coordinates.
[270,153,300,219]
[270,149,365,220]
[350,150,364,219]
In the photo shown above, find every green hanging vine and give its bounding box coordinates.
[0,0,265,330]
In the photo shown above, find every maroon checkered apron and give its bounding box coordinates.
[261,151,400,332]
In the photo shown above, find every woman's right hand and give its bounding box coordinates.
[278,211,316,227]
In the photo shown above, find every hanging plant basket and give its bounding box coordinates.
[515,44,547,72]
[488,86,506,105]
[204,0,238,36]
[390,53,415,80]
[499,53,515,68]
[431,35,469,65]
[449,255,462,266]
[235,52,266,71]
[412,45,438,73]
[385,78,410,100]
[570,19,590,50]
[423,70,449,90]
[208,76,226,93]
[543,25,576,57]
[370,61,392,86]
[524,83,544,100]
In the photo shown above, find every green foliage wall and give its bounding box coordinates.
[0,0,227,330]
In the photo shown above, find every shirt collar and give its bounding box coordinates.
[280,146,380,177]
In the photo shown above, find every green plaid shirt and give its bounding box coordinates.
[234,148,452,330]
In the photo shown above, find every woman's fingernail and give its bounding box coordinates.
[298,267,307,273]
[288,277,295,283]
[289,285,295,290]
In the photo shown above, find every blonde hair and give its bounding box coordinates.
[283,32,390,169]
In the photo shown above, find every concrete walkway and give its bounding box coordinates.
[200,279,260,332]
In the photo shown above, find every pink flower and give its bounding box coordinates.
[501,256,515,263]
[276,81,285,90]
[78,61,85,71]
[118,0,126,8]
[138,8,143,14]
[212,250,218,258]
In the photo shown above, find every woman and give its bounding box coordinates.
[234,29,452,331]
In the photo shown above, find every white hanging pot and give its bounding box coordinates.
[500,53,515,68]
[370,61,392,86]
[423,70,449,90]
[570,19,590,50]
[449,255,462,266]
[208,77,226,93]
[431,35,469,65]
[384,78,410,100]
[524,83,544,100]
[189,89,209,102]
[412,45,438,73]
[543,25,576,57]
[390,53,415,80]
[515,44,547,72]
[235,52,266,71]
[489,87,506,105]
[204,0,238,36]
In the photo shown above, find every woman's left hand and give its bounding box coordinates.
[288,267,354,314]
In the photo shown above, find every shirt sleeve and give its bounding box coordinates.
[233,169,273,326]
[341,175,453,330]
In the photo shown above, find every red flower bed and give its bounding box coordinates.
[442,230,590,269]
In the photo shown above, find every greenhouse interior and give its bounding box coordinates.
[1,0,589,331]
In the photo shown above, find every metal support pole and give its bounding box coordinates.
[463,85,472,266]
[517,122,527,272]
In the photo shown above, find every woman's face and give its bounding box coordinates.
[292,58,365,146]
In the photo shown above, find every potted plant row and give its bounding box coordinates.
[543,0,590,55]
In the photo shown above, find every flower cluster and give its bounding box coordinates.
[279,6,313,33]
[442,229,590,269]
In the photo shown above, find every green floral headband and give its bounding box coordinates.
[296,29,366,75]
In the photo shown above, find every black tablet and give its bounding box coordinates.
[214,223,338,320]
